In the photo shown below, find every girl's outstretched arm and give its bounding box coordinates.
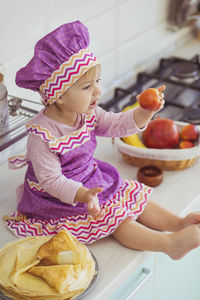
[75,186,105,217]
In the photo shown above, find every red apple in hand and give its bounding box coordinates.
[179,141,195,149]
[181,124,199,142]
[139,86,165,111]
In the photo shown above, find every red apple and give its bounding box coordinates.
[139,86,165,111]
[181,124,199,142]
[143,118,180,149]
[179,141,195,149]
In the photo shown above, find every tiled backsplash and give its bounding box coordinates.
[1,0,191,104]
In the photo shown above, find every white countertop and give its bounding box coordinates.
[171,36,200,58]
[1,134,200,299]
[1,37,200,299]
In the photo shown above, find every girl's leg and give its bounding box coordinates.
[112,217,200,260]
[137,200,182,232]
[137,200,200,232]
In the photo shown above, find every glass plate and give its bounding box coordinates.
[74,252,99,299]
[0,251,99,300]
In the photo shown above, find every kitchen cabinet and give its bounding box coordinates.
[107,243,200,300]
[155,200,200,300]
[107,253,155,300]
[154,247,200,300]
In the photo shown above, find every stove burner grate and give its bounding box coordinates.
[100,54,200,126]
[173,61,200,79]
[182,107,200,125]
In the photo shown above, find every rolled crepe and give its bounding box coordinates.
[0,230,96,299]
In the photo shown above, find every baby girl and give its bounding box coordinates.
[6,20,200,260]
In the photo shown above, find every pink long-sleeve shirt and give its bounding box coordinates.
[25,106,144,205]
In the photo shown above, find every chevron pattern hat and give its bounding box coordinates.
[15,21,99,105]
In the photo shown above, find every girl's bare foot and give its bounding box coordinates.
[180,212,200,229]
[167,224,200,260]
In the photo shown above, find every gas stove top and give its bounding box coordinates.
[100,55,200,125]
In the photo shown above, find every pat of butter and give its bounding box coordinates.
[57,250,80,264]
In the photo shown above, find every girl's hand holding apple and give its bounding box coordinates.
[138,85,166,111]
[133,85,166,129]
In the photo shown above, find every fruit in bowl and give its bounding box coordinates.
[179,141,195,149]
[180,124,199,142]
[138,86,165,111]
[143,117,180,149]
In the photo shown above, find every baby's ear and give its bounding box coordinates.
[57,96,64,105]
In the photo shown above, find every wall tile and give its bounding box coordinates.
[46,0,115,31]
[118,0,169,44]
[117,22,187,77]
[118,0,130,3]
[99,51,116,90]
[86,10,117,57]
[1,0,191,103]
[4,50,41,102]
[0,0,48,62]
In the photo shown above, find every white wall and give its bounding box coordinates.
[0,0,191,103]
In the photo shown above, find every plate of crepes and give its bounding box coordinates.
[0,230,99,300]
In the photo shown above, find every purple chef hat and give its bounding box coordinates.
[16,20,98,105]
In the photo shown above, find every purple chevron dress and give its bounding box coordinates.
[6,113,152,244]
